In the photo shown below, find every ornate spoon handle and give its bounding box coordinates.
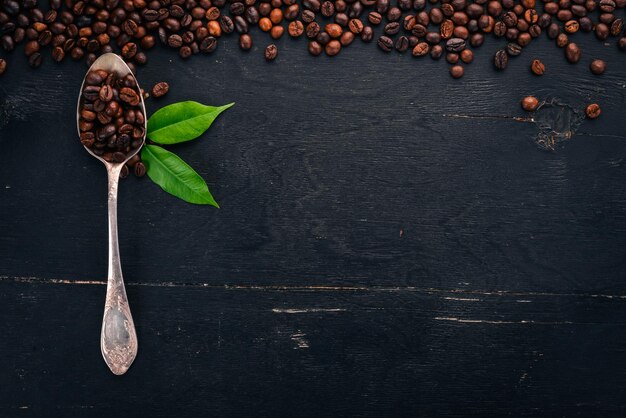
[101,163,138,375]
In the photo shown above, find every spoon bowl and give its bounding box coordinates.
[77,53,145,375]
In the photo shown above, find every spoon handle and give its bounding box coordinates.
[101,163,138,375]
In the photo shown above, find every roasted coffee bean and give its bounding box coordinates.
[521,96,539,111]
[530,58,545,75]
[450,65,464,78]
[288,20,304,37]
[395,35,409,52]
[595,23,610,40]
[460,49,473,63]
[494,49,508,70]
[200,36,217,52]
[377,35,393,51]
[301,10,316,23]
[564,19,579,33]
[445,37,465,52]
[120,164,130,179]
[361,26,374,42]
[152,81,169,98]
[412,41,429,56]
[565,42,581,62]
[325,39,341,55]
[306,22,320,38]
[585,103,601,119]
[610,19,624,36]
[326,23,343,38]
[119,87,140,105]
[308,40,322,55]
[430,44,443,59]
[506,42,522,56]
[589,59,606,74]
[134,161,146,177]
[426,32,441,44]
[316,31,331,45]
[368,11,382,25]
[264,43,278,60]
[349,18,364,34]
[384,21,400,34]
[556,33,569,47]
[446,52,459,63]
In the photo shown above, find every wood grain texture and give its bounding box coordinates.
[1,25,626,416]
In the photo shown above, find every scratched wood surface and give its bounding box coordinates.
[1,24,626,416]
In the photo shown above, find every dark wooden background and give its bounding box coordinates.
[1,23,626,416]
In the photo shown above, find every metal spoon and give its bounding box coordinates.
[76,53,146,375]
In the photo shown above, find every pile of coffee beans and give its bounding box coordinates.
[79,69,145,165]
[0,0,624,78]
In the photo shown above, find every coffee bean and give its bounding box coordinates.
[450,65,464,78]
[395,35,409,52]
[308,40,323,55]
[412,41,429,56]
[325,23,343,38]
[152,81,169,98]
[595,23,610,40]
[325,39,341,55]
[361,26,374,42]
[494,49,508,69]
[565,42,581,62]
[306,22,320,38]
[349,19,364,33]
[564,19,579,33]
[377,35,393,52]
[384,21,400,34]
[506,42,522,56]
[200,36,218,53]
[289,20,304,37]
[220,16,234,33]
[239,33,252,50]
[119,87,140,105]
[530,59,545,75]
[134,161,146,177]
[430,44,443,59]
[445,37,465,52]
[589,59,606,74]
[460,49,473,63]
[585,103,601,119]
[264,43,277,60]
[521,96,539,111]
[120,164,130,179]
[618,37,626,51]
[368,12,382,25]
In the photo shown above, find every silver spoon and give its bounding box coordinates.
[77,53,146,375]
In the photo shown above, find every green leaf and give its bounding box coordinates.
[147,101,234,144]
[141,145,219,207]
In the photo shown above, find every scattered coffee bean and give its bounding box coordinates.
[589,59,606,75]
[521,96,539,112]
[264,43,277,61]
[0,58,6,75]
[450,65,464,78]
[377,35,393,52]
[151,81,169,98]
[565,42,581,63]
[494,49,508,70]
[530,59,545,75]
[585,103,601,119]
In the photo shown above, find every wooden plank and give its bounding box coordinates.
[1,279,626,416]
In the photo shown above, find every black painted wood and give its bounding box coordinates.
[1,24,626,416]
